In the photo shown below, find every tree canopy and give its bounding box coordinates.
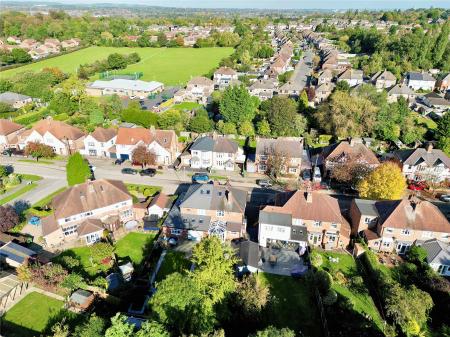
[66,152,91,186]
[220,85,258,124]
[358,162,406,200]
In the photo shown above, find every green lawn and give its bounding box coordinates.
[1,292,66,337]
[257,273,321,337]
[318,251,384,331]
[156,250,191,282]
[54,245,110,277]
[19,174,43,182]
[171,102,203,111]
[18,159,55,165]
[115,232,157,265]
[0,183,37,205]
[1,47,233,85]
[413,112,437,130]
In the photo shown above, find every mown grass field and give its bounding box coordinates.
[0,46,233,85]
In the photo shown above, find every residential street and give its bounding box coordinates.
[290,49,314,90]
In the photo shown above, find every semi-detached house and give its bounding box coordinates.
[42,180,134,247]
[18,118,85,156]
[0,119,25,151]
[180,135,245,171]
[82,127,117,158]
[350,198,450,254]
[115,127,179,165]
[258,190,351,250]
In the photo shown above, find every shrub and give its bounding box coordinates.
[310,251,323,267]
[350,276,366,294]
[59,255,81,270]
[315,270,333,295]
[323,289,338,306]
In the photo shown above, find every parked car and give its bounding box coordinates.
[192,173,209,183]
[302,169,311,181]
[114,158,125,165]
[257,179,273,188]
[121,168,138,175]
[313,167,322,183]
[140,168,156,177]
[408,181,427,191]
[439,194,450,202]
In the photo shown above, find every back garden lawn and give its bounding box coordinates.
[1,292,75,337]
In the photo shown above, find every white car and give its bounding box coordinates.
[313,167,321,183]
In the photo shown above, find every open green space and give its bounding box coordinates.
[318,251,384,331]
[1,292,68,337]
[171,102,203,111]
[19,174,43,182]
[54,245,109,277]
[413,112,437,130]
[256,273,321,337]
[156,250,191,282]
[1,46,233,85]
[0,183,37,205]
[115,232,157,265]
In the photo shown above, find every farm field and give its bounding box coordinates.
[0,46,233,85]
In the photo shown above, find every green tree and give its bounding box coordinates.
[220,85,258,124]
[0,165,8,177]
[250,326,295,337]
[105,314,134,337]
[189,111,213,133]
[298,90,309,113]
[66,153,91,186]
[218,121,237,135]
[385,284,433,336]
[358,162,406,200]
[256,119,271,136]
[90,242,114,263]
[121,101,158,128]
[266,96,306,137]
[73,314,107,337]
[234,275,269,318]
[107,53,128,69]
[239,120,255,137]
[406,246,428,265]
[335,81,351,92]
[11,48,32,63]
[158,110,187,132]
[136,321,170,337]
[62,273,87,291]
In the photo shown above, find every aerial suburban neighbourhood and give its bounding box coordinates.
[0,2,449,337]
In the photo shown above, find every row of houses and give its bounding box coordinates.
[1,37,80,60]
[1,119,449,183]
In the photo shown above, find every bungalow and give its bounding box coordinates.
[248,79,278,100]
[387,84,416,103]
[87,79,164,99]
[419,239,450,276]
[350,198,449,254]
[258,190,351,250]
[180,135,245,171]
[247,137,304,177]
[61,38,81,49]
[393,143,450,183]
[371,70,397,89]
[337,68,364,87]
[115,127,178,165]
[0,92,32,109]
[41,179,134,247]
[0,119,25,150]
[162,183,247,242]
[18,118,85,156]
[82,127,117,158]
[174,77,214,105]
[406,72,436,91]
[213,67,239,90]
[436,73,450,92]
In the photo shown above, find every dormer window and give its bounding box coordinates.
[401,229,411,235]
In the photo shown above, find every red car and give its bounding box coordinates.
[408,181,427,191]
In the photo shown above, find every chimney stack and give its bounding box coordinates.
[305,190,313,203]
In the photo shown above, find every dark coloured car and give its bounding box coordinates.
[140,168,156,177]
[302,169,311,181]
[114,158,125,165]
[121,168,138,175]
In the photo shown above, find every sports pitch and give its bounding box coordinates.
[0,46,233,85]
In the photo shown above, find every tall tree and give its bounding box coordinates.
[105,314,134,337]
[220,85,258,124]
[358,162,406,200]
[266,96,306,137]
[66,152,91,186]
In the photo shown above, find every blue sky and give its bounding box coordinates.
[12,1,450,10]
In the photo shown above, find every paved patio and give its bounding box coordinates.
[260,247,305,276]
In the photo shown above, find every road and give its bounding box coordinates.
[0,156,262,205]
[290,49,314,91]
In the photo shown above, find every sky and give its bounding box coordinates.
[10,0,450,10]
